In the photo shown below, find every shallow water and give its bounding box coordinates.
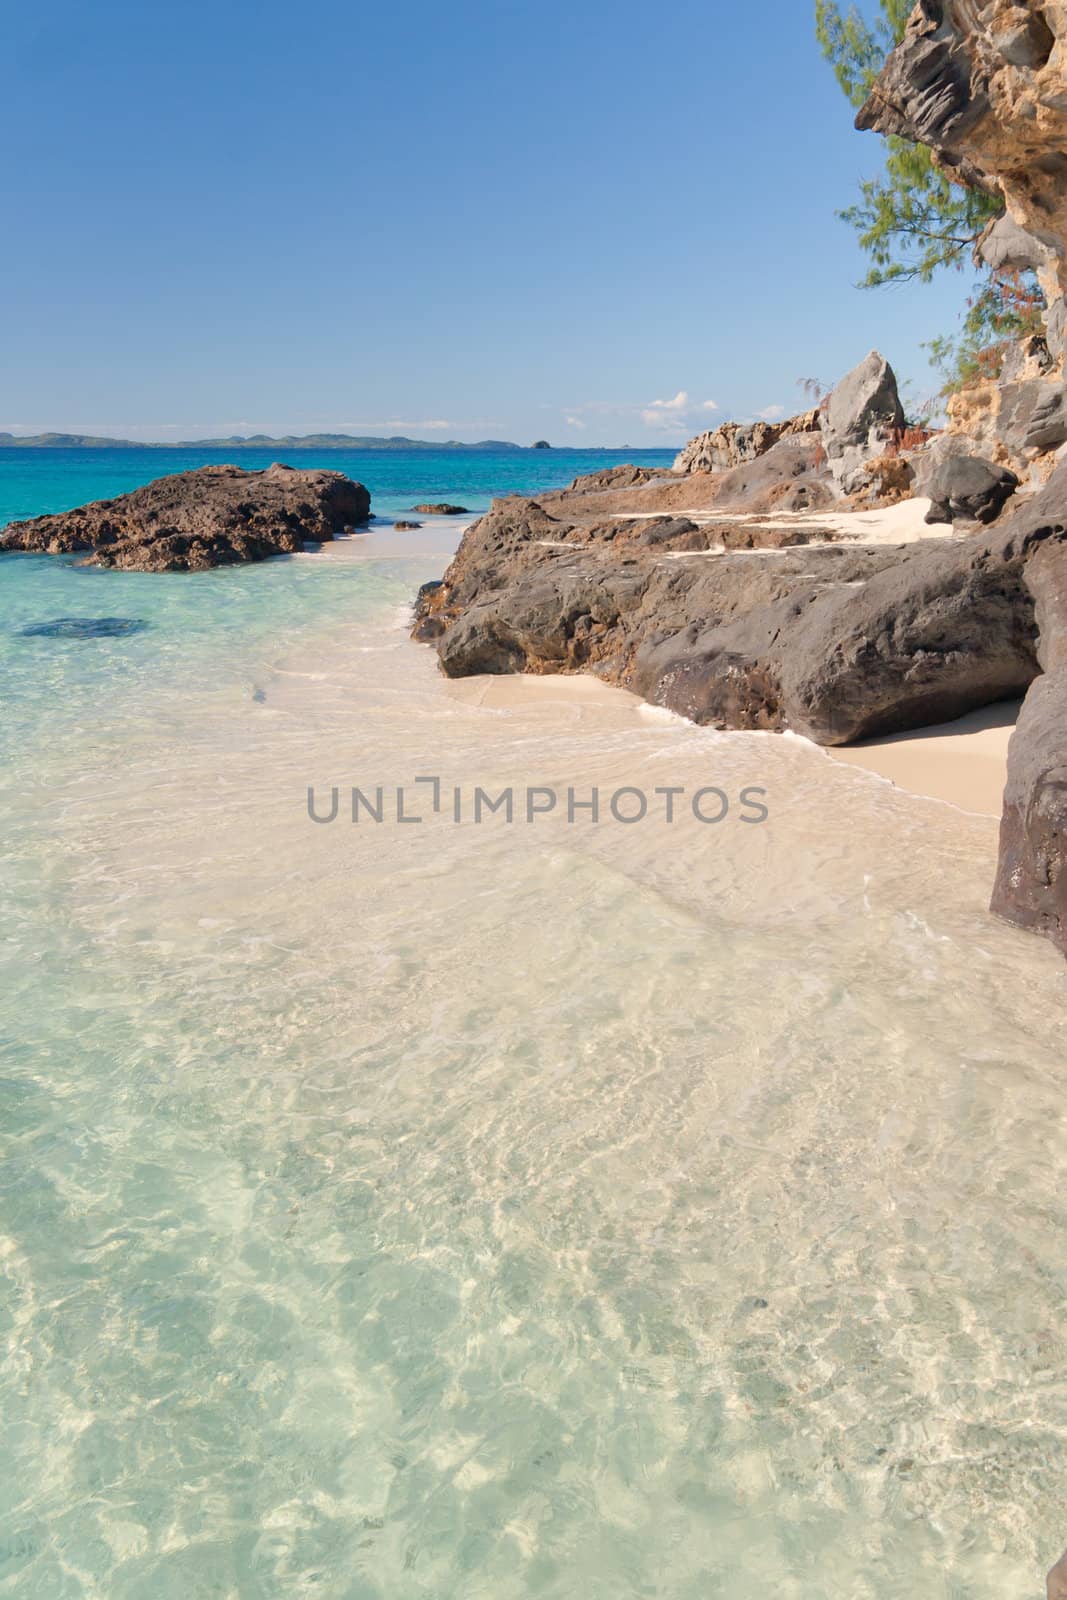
[1,526,1065,1599]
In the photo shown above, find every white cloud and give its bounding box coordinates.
[756,404,787,422]
[640,408,686,431]
[563,390,723,439]
[645,390,690,414]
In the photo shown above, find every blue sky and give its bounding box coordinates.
[1,0,979,446]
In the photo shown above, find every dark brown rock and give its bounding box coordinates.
[992,524,1067,955]
[413,503,469,516]
[0,463,371,572]
[393,520,423,531]
[1049,1550,1067,1600]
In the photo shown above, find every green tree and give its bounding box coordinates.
[815,0,1045,388]
[815,0,1001,287]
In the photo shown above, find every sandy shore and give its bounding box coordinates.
[830,700,1019,816]
[324,501,1017,819]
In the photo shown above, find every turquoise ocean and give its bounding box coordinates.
[1,447,1066,1599]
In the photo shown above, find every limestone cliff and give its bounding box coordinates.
[858,0,1067,462]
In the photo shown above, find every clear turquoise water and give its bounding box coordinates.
[2,455,1067,1598]
[0,446,677,528]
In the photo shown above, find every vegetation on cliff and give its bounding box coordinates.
[815,0,1042,391]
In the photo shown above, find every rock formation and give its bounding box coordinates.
[857,0,1067,465]
[413,503,469,515]
[0,464,371,572]
[670,356,913,511]
[673,410,820,474]
[992,513,1067,957]
[925,454,1020,524]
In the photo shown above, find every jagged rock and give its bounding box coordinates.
[566,464,662,494]
[857,0,1067,474]
[702,435,835,512]
[925,454,1019,525]
[0,464,371,572]
[1000,334,1054,385]
[991,480,1067,954]
[857,2,1067,304]
[841,454,915,505]
[977,213,1058,278]
[909,431,985,497]
[997,381,1067,456]
[420,476,1063,744]
[993,667,1067,954]
[822,351,905,456]
[673,410,820,474]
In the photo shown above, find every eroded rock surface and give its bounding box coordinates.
[0,464,371,572]
[858,0,1067,465]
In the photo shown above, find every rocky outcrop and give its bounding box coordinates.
[857,1,1067,309]
[673,410,820,474]
[925,454,1020,524]
[992,509,1067,955]
[858,0,1067,464]
[413,503,469,515]
[1049,1551,1067,1600]
[425,494,1047,743]
[0,464,371,572]
[820,351,907,491]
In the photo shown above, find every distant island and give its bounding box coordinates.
[0,431,566,452]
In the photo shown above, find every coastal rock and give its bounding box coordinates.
[857,0,1067,468]
[531,440,552,450]
[997,380,1067,456]
[413,502,469,515]
[992,668,1067,955]
[0,464,371,572]
[1049,1550,1067,1599]
[565,464,663,494]
[420,479,1062,744]
[702,435,836,512]
[393,520,422,530]
[993,522,1067,954]
[857,0,1067,311]
[825,347,908,454]
[924,454,1019,525]
[673,410,820,475]
[977,213,1058,279]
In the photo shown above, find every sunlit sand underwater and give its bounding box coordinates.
[1,532,1065,1598]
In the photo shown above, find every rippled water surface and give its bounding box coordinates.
[1,526,1065,1599]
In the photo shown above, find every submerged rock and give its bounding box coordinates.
[17,616,150,639]
[0,463,371,572]
[413,503,469,516]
